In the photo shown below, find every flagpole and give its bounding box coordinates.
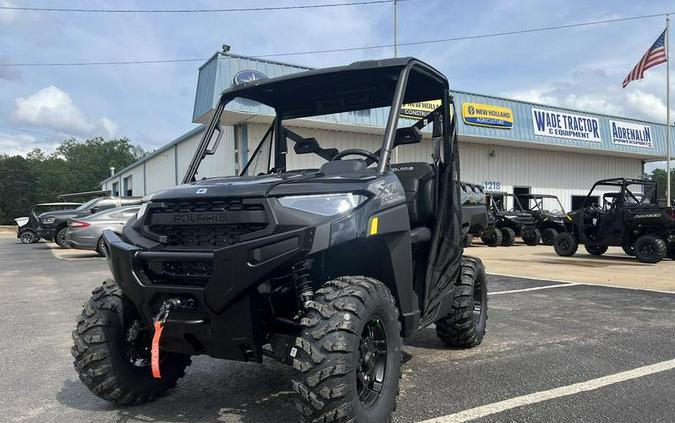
[667,14,671,206]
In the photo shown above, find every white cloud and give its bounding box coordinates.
[0,133,36,155]
[624,90,667,122]
[10,86,119,137]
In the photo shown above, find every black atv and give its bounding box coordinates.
[72,58,488,422]
[459,182,488,247]
[520,194,570,245]
[481,192,541,246]
[553,178,675,263]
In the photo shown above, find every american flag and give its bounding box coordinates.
[622,29,668,88]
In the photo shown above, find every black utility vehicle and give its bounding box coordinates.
[15,202,81,244]
[72,58,488,423]
[481,192,541,246]
[520,194,570,245]
[460,182,488,246]
[39,196,141,247]
[553,178,675,263]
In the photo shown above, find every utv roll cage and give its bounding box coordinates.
[183,57,453,183]
[581,178,658,209]
[520,194,567,214]
[487,192,527,213]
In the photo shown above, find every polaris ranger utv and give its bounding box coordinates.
[520,194,570,245]
[553,178,675,263]
[481,192,541,246]
[72,58,488,422]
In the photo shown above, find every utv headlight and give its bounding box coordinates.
[41,216,56,224]
[278,193,366,216]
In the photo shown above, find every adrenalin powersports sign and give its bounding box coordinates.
[531,108,601,143]
[609,120,653,148]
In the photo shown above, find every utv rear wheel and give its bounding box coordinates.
[480,227,503,247]
[554,232,578,257]
[634,235,667,263]
[522,228,542,246]
[585,245,608,256]
[500,228,516,247]
[55,227,69,248]
[622,242,635,256]
[19,230,37,244]
[293,276,401,423]
[463,233,474,247]
[541,228,558,246]
[72,279,191,405]
[435,256,487,348]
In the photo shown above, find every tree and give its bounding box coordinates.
[0,137,146,224]
[649,168,675,205]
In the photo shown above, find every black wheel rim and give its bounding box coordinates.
[560,239,569,250]
[126,320,153,368]
[357,317,387,407]
[639,243,655,257]
[21,232,34,243]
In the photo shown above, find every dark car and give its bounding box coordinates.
[15,202,82,244]
[38,196,142,247]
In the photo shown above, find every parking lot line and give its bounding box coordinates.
[488,272,675,295]
[418,358,675,423]
[488,283,580,295]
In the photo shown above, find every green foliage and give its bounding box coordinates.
[648,167,675,205]
[0,137,145,224]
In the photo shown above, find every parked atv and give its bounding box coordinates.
[460,182,488,246]
[553,178,675,263]
[72,58,488,423]
[520,194,570,245]
[481,192,541,246]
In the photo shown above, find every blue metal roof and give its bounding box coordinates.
[194,52,674,160]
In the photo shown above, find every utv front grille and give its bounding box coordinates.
[141,259,213,287]
[144,198,270,249]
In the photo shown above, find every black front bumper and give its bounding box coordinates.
[103,227,315,362]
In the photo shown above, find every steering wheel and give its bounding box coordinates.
[332,148,379,163]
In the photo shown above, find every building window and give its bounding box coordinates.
[571,195,598,210]
[123,175,133,197]
[112,181,119,196]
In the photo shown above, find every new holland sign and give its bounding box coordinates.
[531,108,601,143]
[462,102,514,129]
[609,120,653,148]
[400,100,442,118]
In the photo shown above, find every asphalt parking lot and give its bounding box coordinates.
[1,234,674,423]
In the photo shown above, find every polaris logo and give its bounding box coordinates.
[634,213,661,219]
[196,188,208,194]
[172,213,228,224]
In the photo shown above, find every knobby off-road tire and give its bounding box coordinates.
[585,244,608,256]
[554,232,578,257]
[435,256,488,348]
[634,235,667,264]
[668,246,675,260]
[500,227,516,247]
[56,227,71,248]
[72,279,191,405]
[521,228,542,246]
[541,228,558,246]
[293,276,401,423]
[622,242,636,256]
[481,227,503,247]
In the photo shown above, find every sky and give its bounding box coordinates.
[0,0,673,171]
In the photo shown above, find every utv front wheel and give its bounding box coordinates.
[622,242,635,256]
[436,256,487,348]
[72,280,191,405]
[480,227,503,247]
[634,235,667,263]
[293,276,401,423]
[541,228,558,246]
[500,227,516,247]
[554,232,578,256]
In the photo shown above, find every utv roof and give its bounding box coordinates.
[594,178,656,186]
[219,57,449,119]
[521,194,560,199]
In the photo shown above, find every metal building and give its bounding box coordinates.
[102,52,675,211]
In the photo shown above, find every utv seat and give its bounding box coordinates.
[393,162,435,245]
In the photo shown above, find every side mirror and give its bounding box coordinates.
[294,137,321,155]
[394,126,422,147]
[205,126,223,155]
